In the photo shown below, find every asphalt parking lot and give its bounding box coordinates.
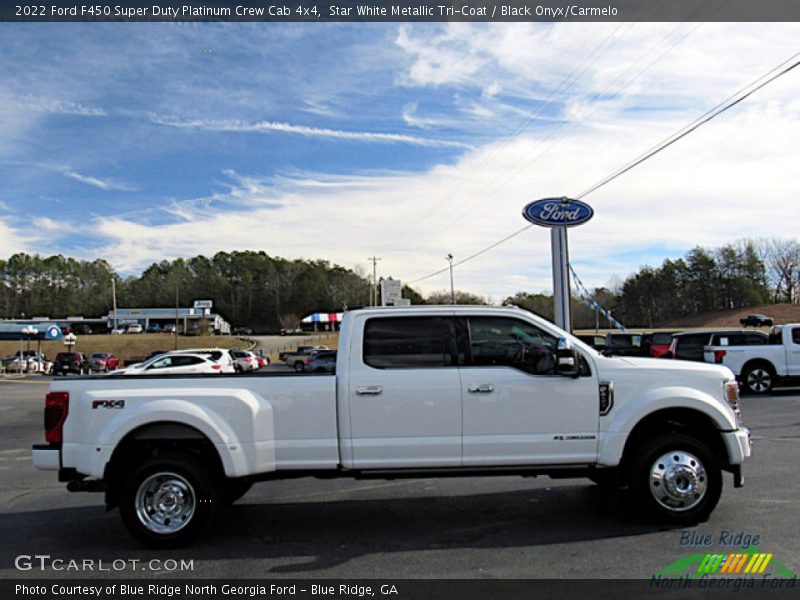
[1,379,798,580]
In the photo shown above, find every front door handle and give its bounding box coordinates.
[468,384,495,393]
[356,386,383,396]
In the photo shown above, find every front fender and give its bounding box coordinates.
[63,388,275,478]
[597,386,735,466]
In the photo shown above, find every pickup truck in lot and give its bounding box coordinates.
[33,306,751,547]
[703,323,800,394]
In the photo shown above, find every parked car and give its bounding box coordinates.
[646,332,677,358]
[306,350,337,373]
[89,352,120,372]
[114,353,222,376]
[111,327,126,335]
[280,345,331,370]
[670,330,766,362]
[126,324,143,334]
[146,324,162,334]
[173,348,237,373]
[575,334,606,351]
[603,333,643,357]
[255,353,269,369]
[5,350,51,373]
[34,305,751,547]
[162,323,176,334]
[53,352,90,375]
[232,327,253,336]
[739,314,773,328]
[231,349,258,372]
[703,324,796,394]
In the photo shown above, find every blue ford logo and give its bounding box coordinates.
[45,325,63,340]
[522,197,594,227]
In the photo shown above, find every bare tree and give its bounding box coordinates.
[757,238,800,303]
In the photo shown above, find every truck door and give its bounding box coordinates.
[788,327,800,377]
[459,316,599,465]
[347,315,462,468]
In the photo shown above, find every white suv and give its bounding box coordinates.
[173,348,236,373]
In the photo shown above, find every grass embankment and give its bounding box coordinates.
[0,334,251,366]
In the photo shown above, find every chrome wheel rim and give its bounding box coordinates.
[649,451,707,512]
[135,471,196,534]
[747,369,771,393]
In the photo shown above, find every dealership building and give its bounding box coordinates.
[105,306,231,335]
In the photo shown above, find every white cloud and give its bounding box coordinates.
[62,169,136,192]
[0,218,32,256]
[90,84,800,298]
[150,114,470,149]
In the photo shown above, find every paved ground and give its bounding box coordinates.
[0,379,798,580]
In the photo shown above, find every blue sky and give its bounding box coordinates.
[2,22,800,299]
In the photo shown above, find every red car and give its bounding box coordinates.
[89,352,120,372]
[647,332,676,358]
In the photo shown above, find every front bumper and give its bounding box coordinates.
[32,444,60,470]
[722,428,752,465]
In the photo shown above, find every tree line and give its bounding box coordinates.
[1,238,798,332]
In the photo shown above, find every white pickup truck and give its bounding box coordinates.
[33,306,751,547]
[703,323,800,394]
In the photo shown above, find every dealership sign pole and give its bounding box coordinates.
[522,197,594,332]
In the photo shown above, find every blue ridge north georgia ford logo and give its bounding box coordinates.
[522,197,594,228]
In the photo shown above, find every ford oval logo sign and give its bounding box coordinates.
[522,197,594,228]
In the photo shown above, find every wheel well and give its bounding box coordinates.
[741,359,776,376]
[620,408,729,476]
[104,422,224,509]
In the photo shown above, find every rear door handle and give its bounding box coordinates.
[468,384,495,393]
[356,386,383,396]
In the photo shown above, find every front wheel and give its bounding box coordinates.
[631,433,722,524]
[120,452,220,548]
[742,364,774,395]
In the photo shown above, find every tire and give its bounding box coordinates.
[630,433,722,524]
[294,362,305,372]
[741,364,774,395]
[223,479,253,505]
[119,452,220,548]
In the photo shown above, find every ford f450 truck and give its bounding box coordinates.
[33,306,751,547]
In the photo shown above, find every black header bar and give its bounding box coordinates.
[4,0,800,23]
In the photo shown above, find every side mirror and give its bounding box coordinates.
[555,337,581,377]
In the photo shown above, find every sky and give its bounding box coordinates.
[1,21,800,301]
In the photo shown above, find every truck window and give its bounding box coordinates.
[363,317,455,369]
[792,328,800,344]
[466,317,557,375]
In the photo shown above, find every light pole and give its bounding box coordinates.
[20,326,38,373]
[64,332,77,353]
[445,253,455,305]
[111,276,118,333]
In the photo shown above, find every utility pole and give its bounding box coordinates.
[368,256,382,306]
[445,253,455,305]
[174,281,180,350]
[111,277,118,332]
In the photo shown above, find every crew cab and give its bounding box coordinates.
[32,306,751,548]
[703,323,800,394]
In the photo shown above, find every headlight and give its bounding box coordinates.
[724,380,741,424]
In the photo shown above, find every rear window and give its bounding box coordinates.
[792,328,800,344]
[364,317,454,369]
[651,333,674,345]
[196,350,223,361]
[677,334,709,348]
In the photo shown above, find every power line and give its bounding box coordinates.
[406,48,800,287]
